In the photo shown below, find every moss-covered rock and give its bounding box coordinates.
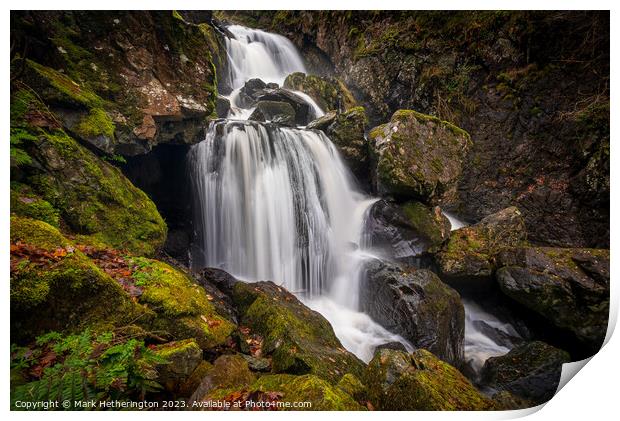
[496,247,609,353]
[307,107,369,181]
[154,339,203,395]
[436,206,526,290]
[283,72,357,112]
[369,109,471,203]
[364,348,494,410]
[10,89,166,256]
[10,216,137,343]
[10,184,60,228]
[337,373,368,402]
[189,354,256,403]
[232,281,365,383]
[480,341,570,405]
[12,11,223,155]
[130,258,236,350]
[204,374,363,411]
[402,201,451,251]
[361,259,464,365]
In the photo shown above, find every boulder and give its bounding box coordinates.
[154,339,203,395]
[256,89,316,125]
[202,373,363,410]
[435,206,526,290]
[369,109,472,203]
[364,349,494,410]
[283,72,357,112]
[189,354,256,404]
[496,247,609,352]
[361,259,464,366]
[249,101,296,126]
[215,95,231,118]
[480,341,570,405]
[307,107,369,180]
[337,373,368,402]
[231,281,365,383]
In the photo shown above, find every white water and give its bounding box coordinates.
[443,210,467,231]
[191,25,410,361]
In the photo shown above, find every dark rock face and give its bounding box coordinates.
[307,107,369,182]
[283,71,357,112]
[375,341,408,352]
[256,88,317,125]
[496,247,609,353]
[227,11,609,248]
[480,341,570,405]
[12,11,225,156]
[369,109,471,204]
[215,95,231,118]
[361,259,464,366]
[249,100,296,126]
[435,206,527,290]
[364,349,494,410]
[364,199,449,264]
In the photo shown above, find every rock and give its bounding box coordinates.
[361,259,464,366]
[375,342,408,352]
[241,354,272,372]
[480,341,570,404]
[231,281,365,383]
[369,109,471,203]
[132,258,236,350]
[204,374,363,410]
[198,267,240,297]
[10,216,137,343]
[189,354,256,404]
[496,247,609,352]
[337,373,368,402]
[154,339,203,395]
[243,78,268,97]
[215,95,231,118]
[283,72,357,112]
[307,107,369,181]
[13,11,223,155]
[256,89,316,125]
[472,320,522,349]
[436,206,527,290]
[249,101,296,126]
[491,391,535,410]
[10,91,167,256]
[364,349,494,410]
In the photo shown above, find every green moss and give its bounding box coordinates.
[402,202,448,249]
[10,215,68,251]
[393,109,471,142]
[337,373,368,402]
[132,258,235,350]
[10,186,60,228]
[74,107,115,139]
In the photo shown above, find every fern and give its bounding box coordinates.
[10,329,166,410]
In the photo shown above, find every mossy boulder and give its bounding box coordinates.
[337,373,368,402]
[249,100,296,126]
[402,201,451,251]
[283,72,357,112]
[189,354,256,403]
[154,339,203,395]
[10,216,137,343]
[361,259,464,366]
[131,258,236,350]
[204,374,363,411]
[12,11,224,154]
[11,89,166,256]
[307,106,369,181]
[496,247,609,353]
[369,109,471,203]
[480,341,570,405]
[232,281,365,383]
[436,206,526,290]
[364,348,494,410]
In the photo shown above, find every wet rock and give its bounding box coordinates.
[361,259,464,366]
[472,320,522,349]
[364,200,449,263]
[436,206,527,290]
[256,89,316,125]
[375,342,408,352]
[284,71,357,112]
[307,107,369,181]
[249,100,296,126]
[496,247,609,352]
[215,95,231,118]
[231,281,365,383]
[364,348,494,410]
[369,109,471,203]
[154,339,203,395]
[480,341,570,405]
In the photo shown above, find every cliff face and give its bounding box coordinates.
[220,11,609,248]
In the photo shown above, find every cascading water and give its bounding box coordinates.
[190,25,409,362]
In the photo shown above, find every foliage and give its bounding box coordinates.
[11,329,166,410]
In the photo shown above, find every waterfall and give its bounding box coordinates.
[190,25,409,362]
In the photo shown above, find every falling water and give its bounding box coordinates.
[190,25,409,361]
